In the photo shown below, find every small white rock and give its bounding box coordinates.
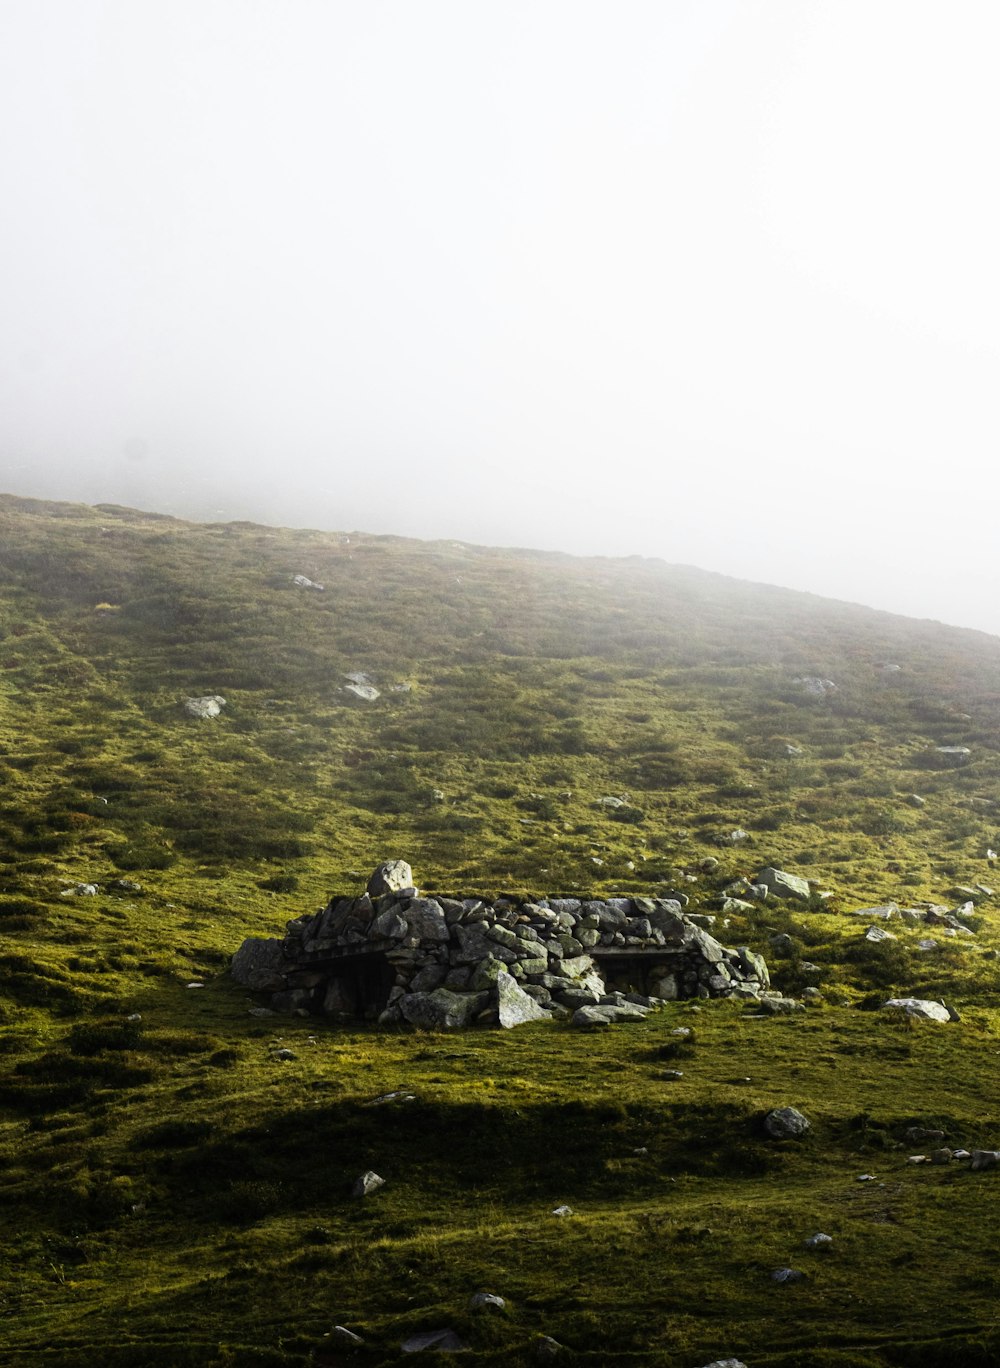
[352,1171,385,1197]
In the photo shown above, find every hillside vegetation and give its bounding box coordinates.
[3,492,1000,1366]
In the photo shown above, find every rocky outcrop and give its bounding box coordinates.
[231,861,773,1029]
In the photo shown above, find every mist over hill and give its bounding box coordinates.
[2,490,999,906]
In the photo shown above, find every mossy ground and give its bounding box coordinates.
[3,494,1000,1364]
[5,997,1000,1366]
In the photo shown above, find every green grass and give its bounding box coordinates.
[3,492,1000,1364]
[5,996,1000,1365]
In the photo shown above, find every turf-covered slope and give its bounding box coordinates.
[6,494,1000,1367]
[2,490,999,916]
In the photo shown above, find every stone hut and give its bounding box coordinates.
[231,861,771,1029]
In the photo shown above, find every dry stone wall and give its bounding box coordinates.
[231,861,772,1029]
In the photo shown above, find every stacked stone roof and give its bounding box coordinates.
[231,861,772,1029]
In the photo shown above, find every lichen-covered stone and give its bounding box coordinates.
[230,937,289,990]
[367,860,414,896]
[495,969,548,1028]
[400,988,487,1029]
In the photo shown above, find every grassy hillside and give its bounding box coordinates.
[3,492,1000,1366]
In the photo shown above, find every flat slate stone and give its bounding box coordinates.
[757,867,811,901]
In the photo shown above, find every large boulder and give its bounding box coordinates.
[184,695,226,719]
[763,1106,811,1139]
[403,898,450,942]
[230,937,287,990]
[367,860,414,897]
[400,988,487,1029]
[495,970,548,1028]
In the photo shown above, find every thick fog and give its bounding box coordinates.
[2,2,998,634]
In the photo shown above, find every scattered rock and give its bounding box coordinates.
[905,1127,945,1143]
[291,574,324,590]
[763,1107,810,1140]
[352,1171,385,1197]
[400,1328,468,1353]
[273,1048,296,1061]
[468,1293,505,1311]
[970,1151,1000,1172]
[344,682,380,701]
[804,1233,833,1250]
[793,676,837,696]
[551,1205,573,1217]
[327,1326,363,1346]
[771,1267,805,1282]
[534,1337,566,1360]
[184,695,226,718]
[756,867,811,902]
[753,995,805,1015]
[883,998,952,1023]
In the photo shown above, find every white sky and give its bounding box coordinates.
[1,2,998,634]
